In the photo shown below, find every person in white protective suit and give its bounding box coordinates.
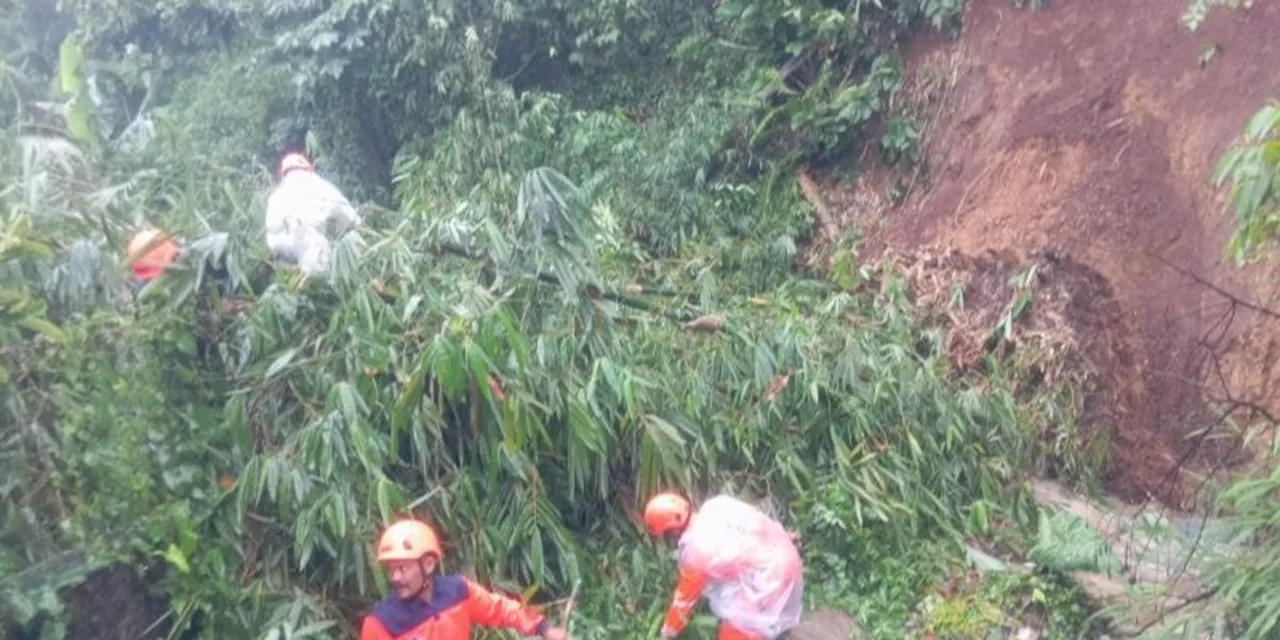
[643,493,805,640]
[264,152,362,277]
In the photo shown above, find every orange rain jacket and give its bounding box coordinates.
[660,495,805,640]
[360,575,550,640]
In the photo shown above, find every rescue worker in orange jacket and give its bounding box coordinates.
[360,518,572,640]
[125,228,235,298]
[644,493,805,640]
[126,229,182,295]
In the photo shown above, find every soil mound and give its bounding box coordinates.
[890,247,1172,499]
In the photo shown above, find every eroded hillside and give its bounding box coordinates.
[823,0,1280,503]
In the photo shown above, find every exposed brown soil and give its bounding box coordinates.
[886,247,1146,486]
[818,0,1280,504]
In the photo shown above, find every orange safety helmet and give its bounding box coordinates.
[126,229,181,281]
[375,519,442,562]
[644,492,693,536]
[279,152,314,178]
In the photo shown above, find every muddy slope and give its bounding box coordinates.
[839,0,1280,501]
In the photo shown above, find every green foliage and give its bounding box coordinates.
[1027,509,1122,575]
[1203,461,1280,639]
[1183,0,1248,32]
[916,570,1097,639]
[1011,0,1051,10]
[1215,102,1280,265]
[58,36,101,152]
[156,52,296,172]
[795,481,954,633]
[3,171,1102,638]
[58,0,969,266]
[0,215,65,353]
[213,183,1044,592]
[0,213,84,640]
[880,115,922,167]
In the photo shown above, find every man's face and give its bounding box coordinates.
[385,555,438,600]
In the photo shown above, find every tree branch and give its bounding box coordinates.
[433,240,695,324]
[1121,587,1221,638]
[1150,251,1280,321]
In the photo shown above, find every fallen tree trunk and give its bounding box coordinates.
[796,168,838,243]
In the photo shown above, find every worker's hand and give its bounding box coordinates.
[541,626,571,640]
[659,624,679,639]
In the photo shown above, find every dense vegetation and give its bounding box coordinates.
[0,0,1276,637]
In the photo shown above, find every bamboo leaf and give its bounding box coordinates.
[266,348,300,379]
[15,316,66,342]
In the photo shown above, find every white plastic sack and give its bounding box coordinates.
[265,170,361,276]
[677,495,805,639]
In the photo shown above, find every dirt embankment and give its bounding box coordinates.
[819,0,1280,503]
[887,247,1140,474]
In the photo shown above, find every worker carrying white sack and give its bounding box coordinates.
[265,152,362,277]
